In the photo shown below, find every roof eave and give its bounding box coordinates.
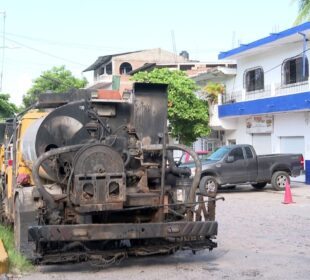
[218,22,310,60]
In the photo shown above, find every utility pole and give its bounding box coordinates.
[0,11,6,92]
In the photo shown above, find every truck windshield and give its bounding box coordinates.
[207,147,230,161]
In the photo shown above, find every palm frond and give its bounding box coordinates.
[294,1,310,25]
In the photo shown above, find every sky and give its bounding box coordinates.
[0,0,299,105]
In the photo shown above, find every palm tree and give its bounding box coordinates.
[294,0,310,25]
[202,82,225,105]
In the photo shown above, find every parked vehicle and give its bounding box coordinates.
[198,144,304,194]
[0,83,218,264]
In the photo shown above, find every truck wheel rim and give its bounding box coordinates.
[277,175,287,188]
[206,180,216,192]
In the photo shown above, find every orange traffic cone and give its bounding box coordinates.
[282,180,295,204]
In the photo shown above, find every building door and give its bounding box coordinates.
[280,136,305,182]
[252,134,271,155]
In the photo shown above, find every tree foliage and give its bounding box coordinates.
[132,68,210,145]
[23,65,87,107]
[0,93,18,119]
[293,0,310,25]
[202,82,225,104]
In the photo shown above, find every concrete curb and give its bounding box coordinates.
[0,239,8,274]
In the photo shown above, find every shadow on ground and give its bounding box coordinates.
[36,248,229,273]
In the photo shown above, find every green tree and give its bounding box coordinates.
[0,93,18,120]
[293,0,310,25]
[23,65,87,107]
[132,68,210,145]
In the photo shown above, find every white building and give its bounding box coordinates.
[211,22,310,183]
[189,63,237,152]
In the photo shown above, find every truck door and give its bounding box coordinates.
[221,147,246,184]
[244,146,257,182]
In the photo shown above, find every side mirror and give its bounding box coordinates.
[227,155,235,163]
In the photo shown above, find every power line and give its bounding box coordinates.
[2,31,135,52]
[4,37,87,67]
[264,47,310,74]
[230,48,310,94]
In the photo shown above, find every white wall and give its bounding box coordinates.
[273,112,310,159]
[223,112,310,160]
[226,40,310,93]
[223,118,252,144]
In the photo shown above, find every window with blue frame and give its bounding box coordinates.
[244,67,264,92]
[282,56,309,85]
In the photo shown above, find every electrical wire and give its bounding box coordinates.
[2,31,125,51]
[229,47,310,94]
[4,37,87,67]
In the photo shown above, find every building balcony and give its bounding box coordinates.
[222,81,310,104]
[94,74,113,83]
[208,82,310,125]
[86,74,114,90]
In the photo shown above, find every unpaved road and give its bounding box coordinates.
[21,183,310,280]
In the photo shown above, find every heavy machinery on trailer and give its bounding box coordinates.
[0,83,218,264]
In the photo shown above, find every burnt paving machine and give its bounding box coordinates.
[0,83,218,264]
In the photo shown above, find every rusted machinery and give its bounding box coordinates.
[0,83,218,264]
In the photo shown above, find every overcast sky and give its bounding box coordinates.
[0,0,299,105]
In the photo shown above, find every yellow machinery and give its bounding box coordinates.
[0,112,47,220]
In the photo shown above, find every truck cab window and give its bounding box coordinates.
[229,147,244,161]
[244,146,254,159]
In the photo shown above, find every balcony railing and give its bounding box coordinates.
[94,74,113,83]
[222,90,242,104]
[222,81,310,104]
[274,81,309,96]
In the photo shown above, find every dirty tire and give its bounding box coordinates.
[199,176,218,197]
[271,171,290,191]
[251,182,267,190]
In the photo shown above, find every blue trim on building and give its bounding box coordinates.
[218,92,310,118]
[218,22,310,60]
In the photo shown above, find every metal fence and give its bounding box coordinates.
[275,81,309,96]
[245,84,272,101]
[222,90,243,104]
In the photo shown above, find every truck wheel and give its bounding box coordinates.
[271,171,290,191]
[199,176,218,197]
[251,182,267,190]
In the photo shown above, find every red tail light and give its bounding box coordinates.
[8,159,13,166]
[299,155,304,167]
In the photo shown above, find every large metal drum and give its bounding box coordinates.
[22,101,92,181]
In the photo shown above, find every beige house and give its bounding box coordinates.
[83,48,188,93]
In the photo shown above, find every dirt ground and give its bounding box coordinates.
[20,182,310,280]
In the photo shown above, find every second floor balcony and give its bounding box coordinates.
[215,80,310,120]
[222,81,310,104]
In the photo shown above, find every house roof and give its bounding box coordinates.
[218,22,310,60]
[190,67,237,82]
[127,63,157,75]
[83,51,143,72]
